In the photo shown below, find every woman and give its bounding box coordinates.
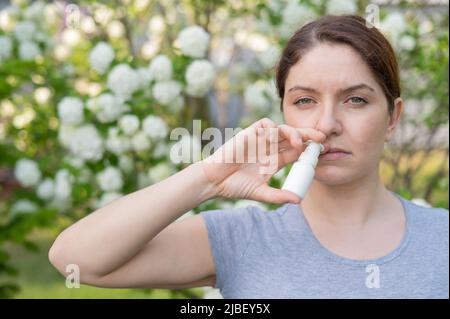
[49,15,449,298]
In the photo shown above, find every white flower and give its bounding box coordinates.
[37,178,55,200]
[176,25,210,58]
[69,124,104,161]
[170,134,202,164]
[167,95,185,113]
[137,67,153,89]
[398,35,415,51]
[18,41,41,60]
[281,1,316,36]
[14,158,41,187]
[148,15,165,34]
[131,131,151,152]
[66,156,85,168]
[62,29,82,47]
[57,97,84,125]
[86,93,127,123]
[47,196,71,213]
[81,16,98,34]
[185,60,215,97]
[107,20,125,39]
[148,163,174,183]
[24,1,46,21]
[153,141,169,158]
[13,21,36,42]
[258,45,281,70]
[34,31,51,46]
[137,171,151,188]
[105,128,131,155]
[202,287,223,299]
[118,155,134,173]
[418,20,433,35]
[89,42,115,74]
[10,199,38,216]
[58,124,76,148]
[234,199,267,211]
[325,0,357,15]
[34,87,52,104]
[0,36,12,60]
[267,0,282,12]
[142,115,168,140]
[148,54,172,82]
[96,167,123,192]
[152,80,182,105]
[44,4,59,27]
[380,12,408,41]
[107,63,141,100]
[95,192,123,209]
[244,83,270,111]
[119,114,140,136]
[411,198,431,208]
[54,169,73,200]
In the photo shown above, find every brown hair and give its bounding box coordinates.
[275,15,401,116]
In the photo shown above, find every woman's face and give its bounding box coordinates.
[282,42,402,186]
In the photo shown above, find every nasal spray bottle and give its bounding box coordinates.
[281,140,325,200]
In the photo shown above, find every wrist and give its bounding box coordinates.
[189,161,222,202]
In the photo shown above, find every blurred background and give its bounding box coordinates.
[0,0,448,299]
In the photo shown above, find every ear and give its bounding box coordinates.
[385,97,403,142]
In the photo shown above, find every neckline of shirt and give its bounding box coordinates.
[286,191,412,266]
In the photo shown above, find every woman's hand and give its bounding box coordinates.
[200,118,326,205]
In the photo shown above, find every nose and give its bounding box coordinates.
[314,104,343,138]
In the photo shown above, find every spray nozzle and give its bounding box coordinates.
[299,140,324,168]
[281,140,324,200]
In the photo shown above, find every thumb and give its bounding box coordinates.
[253,185,302,205]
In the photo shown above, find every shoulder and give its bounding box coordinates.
[200,201,295,234]
[400,196,449,242]
[404,197,449,227]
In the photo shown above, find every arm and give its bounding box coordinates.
[48,161,220,288]
[48,118,325,289]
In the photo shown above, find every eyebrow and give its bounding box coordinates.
[287,83,375,95]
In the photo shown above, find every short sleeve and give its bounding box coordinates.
[200,205,257,290]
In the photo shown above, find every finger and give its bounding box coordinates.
[296,127,327,143]
[257,118,280,144]
[278,124,304,150]
[250,117,278,131]
[253,184,301,205]
[277,147,302,169]
[278,139,292,151]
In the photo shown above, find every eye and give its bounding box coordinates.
[294,97,315,106]
[346,96,368,105]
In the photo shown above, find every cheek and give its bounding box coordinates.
[282,107,310,127]
[345,116,387,158]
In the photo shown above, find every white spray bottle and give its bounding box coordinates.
[281,140,325,200]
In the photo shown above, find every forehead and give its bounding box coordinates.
[285,43,381,93]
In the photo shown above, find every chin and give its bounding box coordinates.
[314,166,357,186]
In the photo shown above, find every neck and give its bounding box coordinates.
[300,167,393,227]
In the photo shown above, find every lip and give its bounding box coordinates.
[319,147,351,161]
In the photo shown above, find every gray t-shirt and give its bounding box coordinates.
[200,192,449,299]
